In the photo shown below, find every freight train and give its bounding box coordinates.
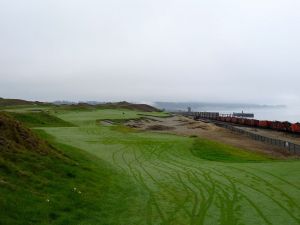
[193,112,300,134]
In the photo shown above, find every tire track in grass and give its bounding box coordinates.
[147,157,208,222]
[243,166,300,191]
[175,172,201,223]
[157,153,226,224]
[195,171,217,225]
[211,168,296,225]
[135,152,197,221]
[228,166,300,212]
[160,148,300,224]
[242,195,273,225]
[214,174,240,225]
[165,157,242,225]
[196,170,241,225]
[118,147,159,225]
[112,145,150,222]
[146,197,153,225]
[186,171,216,225]
[211,167,300,224]
[211,166,295,224]
[112,131,200,224]
[162,154,219,225]
[54,121,300,225]
[136,169,168,225]
[155,162,211,224]
[95,126,298,224]
[202,169,272,225]
[219,174,239,225]
[121,144,186,225]
[132,147,193,223]
[134,144,220,223]
[112,147,129,173]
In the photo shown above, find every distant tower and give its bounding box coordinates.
[187,107,191,113]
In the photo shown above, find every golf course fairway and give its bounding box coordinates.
[37,109,300,225]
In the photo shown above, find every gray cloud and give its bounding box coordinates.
[0,0,299,105]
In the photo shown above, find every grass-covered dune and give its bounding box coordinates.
[1,106,300,225]
[8,111,74,127]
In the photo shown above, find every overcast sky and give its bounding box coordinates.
[0,0,299,105]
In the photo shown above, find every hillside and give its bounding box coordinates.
[61,101,160,112]
[0,98,160,113]
[101,101,160,112]
[0,97,46,107]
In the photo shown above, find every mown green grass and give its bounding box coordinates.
[2,106,300,225]
[41,108,300,225]
[0,105,51,112]
[191,138,272,162]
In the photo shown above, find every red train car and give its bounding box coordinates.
[282,121,292,132]
[245,119,252,126]
[270,121,282,130]
[195,112,299,134]
[250,119,259,127]
[259,120,270,128]
[291,123,300,133]
[237,118,245,125]
[225,117,231,122]
[270,121,291,131]
[244,119,258,127]
[231,117,238,124]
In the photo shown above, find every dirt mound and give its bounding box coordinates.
[0,112,51,154]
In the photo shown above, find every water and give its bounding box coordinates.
[194,106,300,123]
[154,102,300,123]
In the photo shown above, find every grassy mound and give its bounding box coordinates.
[0,112,51,154]
[9,112,74,127]
[191,138,272,162]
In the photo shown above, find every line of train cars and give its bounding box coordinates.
[194,112,300,134]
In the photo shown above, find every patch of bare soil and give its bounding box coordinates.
[125,115,298,159]
[146,125,174,131]
[100,120,114,126]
